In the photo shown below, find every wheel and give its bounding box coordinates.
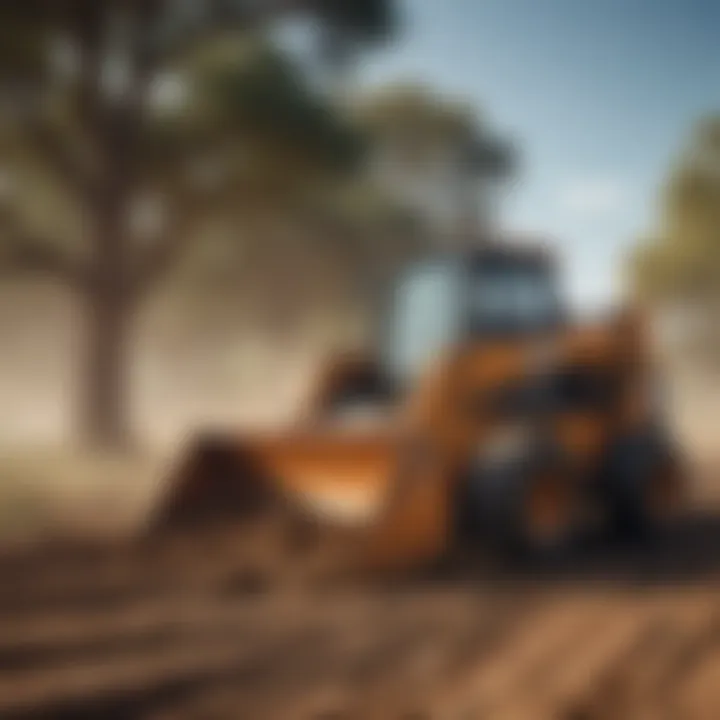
[516,472,581,557]
[452,454,581,561]
[600,428,684,541]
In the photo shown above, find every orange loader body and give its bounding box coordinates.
[151,246,685,572]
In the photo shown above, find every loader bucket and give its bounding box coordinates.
[150,434,279,529]
[150,429,454,572]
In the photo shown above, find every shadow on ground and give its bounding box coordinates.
[420,510,720,590]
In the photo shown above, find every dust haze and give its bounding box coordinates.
[0,279,359,451]
[1,2,720,717]
[1,280,715,456]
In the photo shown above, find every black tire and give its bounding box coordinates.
[512,473,581,560]
[600,427,682,542]
[452,455,580,561]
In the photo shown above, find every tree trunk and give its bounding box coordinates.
[82,278,133,451]
[81,177,134,451]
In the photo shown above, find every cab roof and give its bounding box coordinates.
[420,236,556,271]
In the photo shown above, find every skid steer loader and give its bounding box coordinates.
[152,242,685,571]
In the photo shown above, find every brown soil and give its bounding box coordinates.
[3,473,720,720]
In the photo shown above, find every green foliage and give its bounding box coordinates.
[198,43,366,176]
[0,15,47,87]
[359,83,475,156]
[632,118,720,305]
[0,0,405,449]
[631,116,720,360]
[311,0,399,67]
[358,82,514,179]
[311,0,399,44]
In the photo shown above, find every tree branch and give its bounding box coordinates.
[0,237,88,288]
[0,213,88,289]
[130,196,202,298]
[24,115,95,202]
[69,0,105,140]
[157,0,308,63]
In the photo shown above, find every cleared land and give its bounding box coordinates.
[3,471,720,720]
[0,307,717,718]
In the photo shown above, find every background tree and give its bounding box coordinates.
[0,0,396,450]
[630,117,720,361]
[358,83,514,244]
[311,0,399,103]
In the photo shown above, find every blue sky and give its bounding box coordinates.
[358,0,720,308]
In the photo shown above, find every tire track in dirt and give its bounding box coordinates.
[489,597,663,720]
[0,524,295,616]
[348,599,531,719]
[0,595,308,673]
[658,612,720,720]
[6,487,720,720]
[133,594,511,720]
[567,595,720,720]
[0,620,339,719]
[426,592,617,718]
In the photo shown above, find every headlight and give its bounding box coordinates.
[479,424,532,465]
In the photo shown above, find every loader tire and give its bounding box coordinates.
[514,472,581,560]
[454,457,580,561]
[600,428,683,542]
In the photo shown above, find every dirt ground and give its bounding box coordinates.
[3,474,720,720]
[1,291,720,719]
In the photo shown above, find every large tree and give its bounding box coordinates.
[0,0,395,449]
[358,83,514,242]
[631,117,720,360]
[313,0,399,102]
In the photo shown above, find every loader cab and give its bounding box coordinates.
[383,245,563,387]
